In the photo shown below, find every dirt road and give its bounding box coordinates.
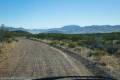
[0,38,93,79]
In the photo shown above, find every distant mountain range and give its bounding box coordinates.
[27,25,120,34]
[0,25,120,34]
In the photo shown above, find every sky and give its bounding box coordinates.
[0,0,120,29]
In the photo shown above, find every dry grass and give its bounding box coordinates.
[0,42,15,60]
[100,55,120,71]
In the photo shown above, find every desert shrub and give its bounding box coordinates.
[11,38,19,42]
[77,41,82,45]
[6,39,12,43]
[106,46,118,55]
[0,28,14,43]
[0,43,2,53]
[48,41,59,46]
[59,41,66,46]
[77,41,85,47]
[89,49,106,57]
[67,42,77,48]
[74,47,81,52]
[116,49,120,57]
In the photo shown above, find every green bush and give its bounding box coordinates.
[68,42,77,48]
[48,41,59,46]
[89,50,106,57]
[59,41,66,46]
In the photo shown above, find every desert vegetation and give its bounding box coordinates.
[30,32,120,77]
[0,28,15,60]
[32,33,120,56]
[0,28,32,61]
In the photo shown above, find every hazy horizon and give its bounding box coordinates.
[1,24,120,30]
[0,0,120,29]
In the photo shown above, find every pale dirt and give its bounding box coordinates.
[0,38,93,79]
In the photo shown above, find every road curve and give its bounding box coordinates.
[0,38,93,79]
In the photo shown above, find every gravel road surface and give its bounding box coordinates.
[0,38,93,79]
